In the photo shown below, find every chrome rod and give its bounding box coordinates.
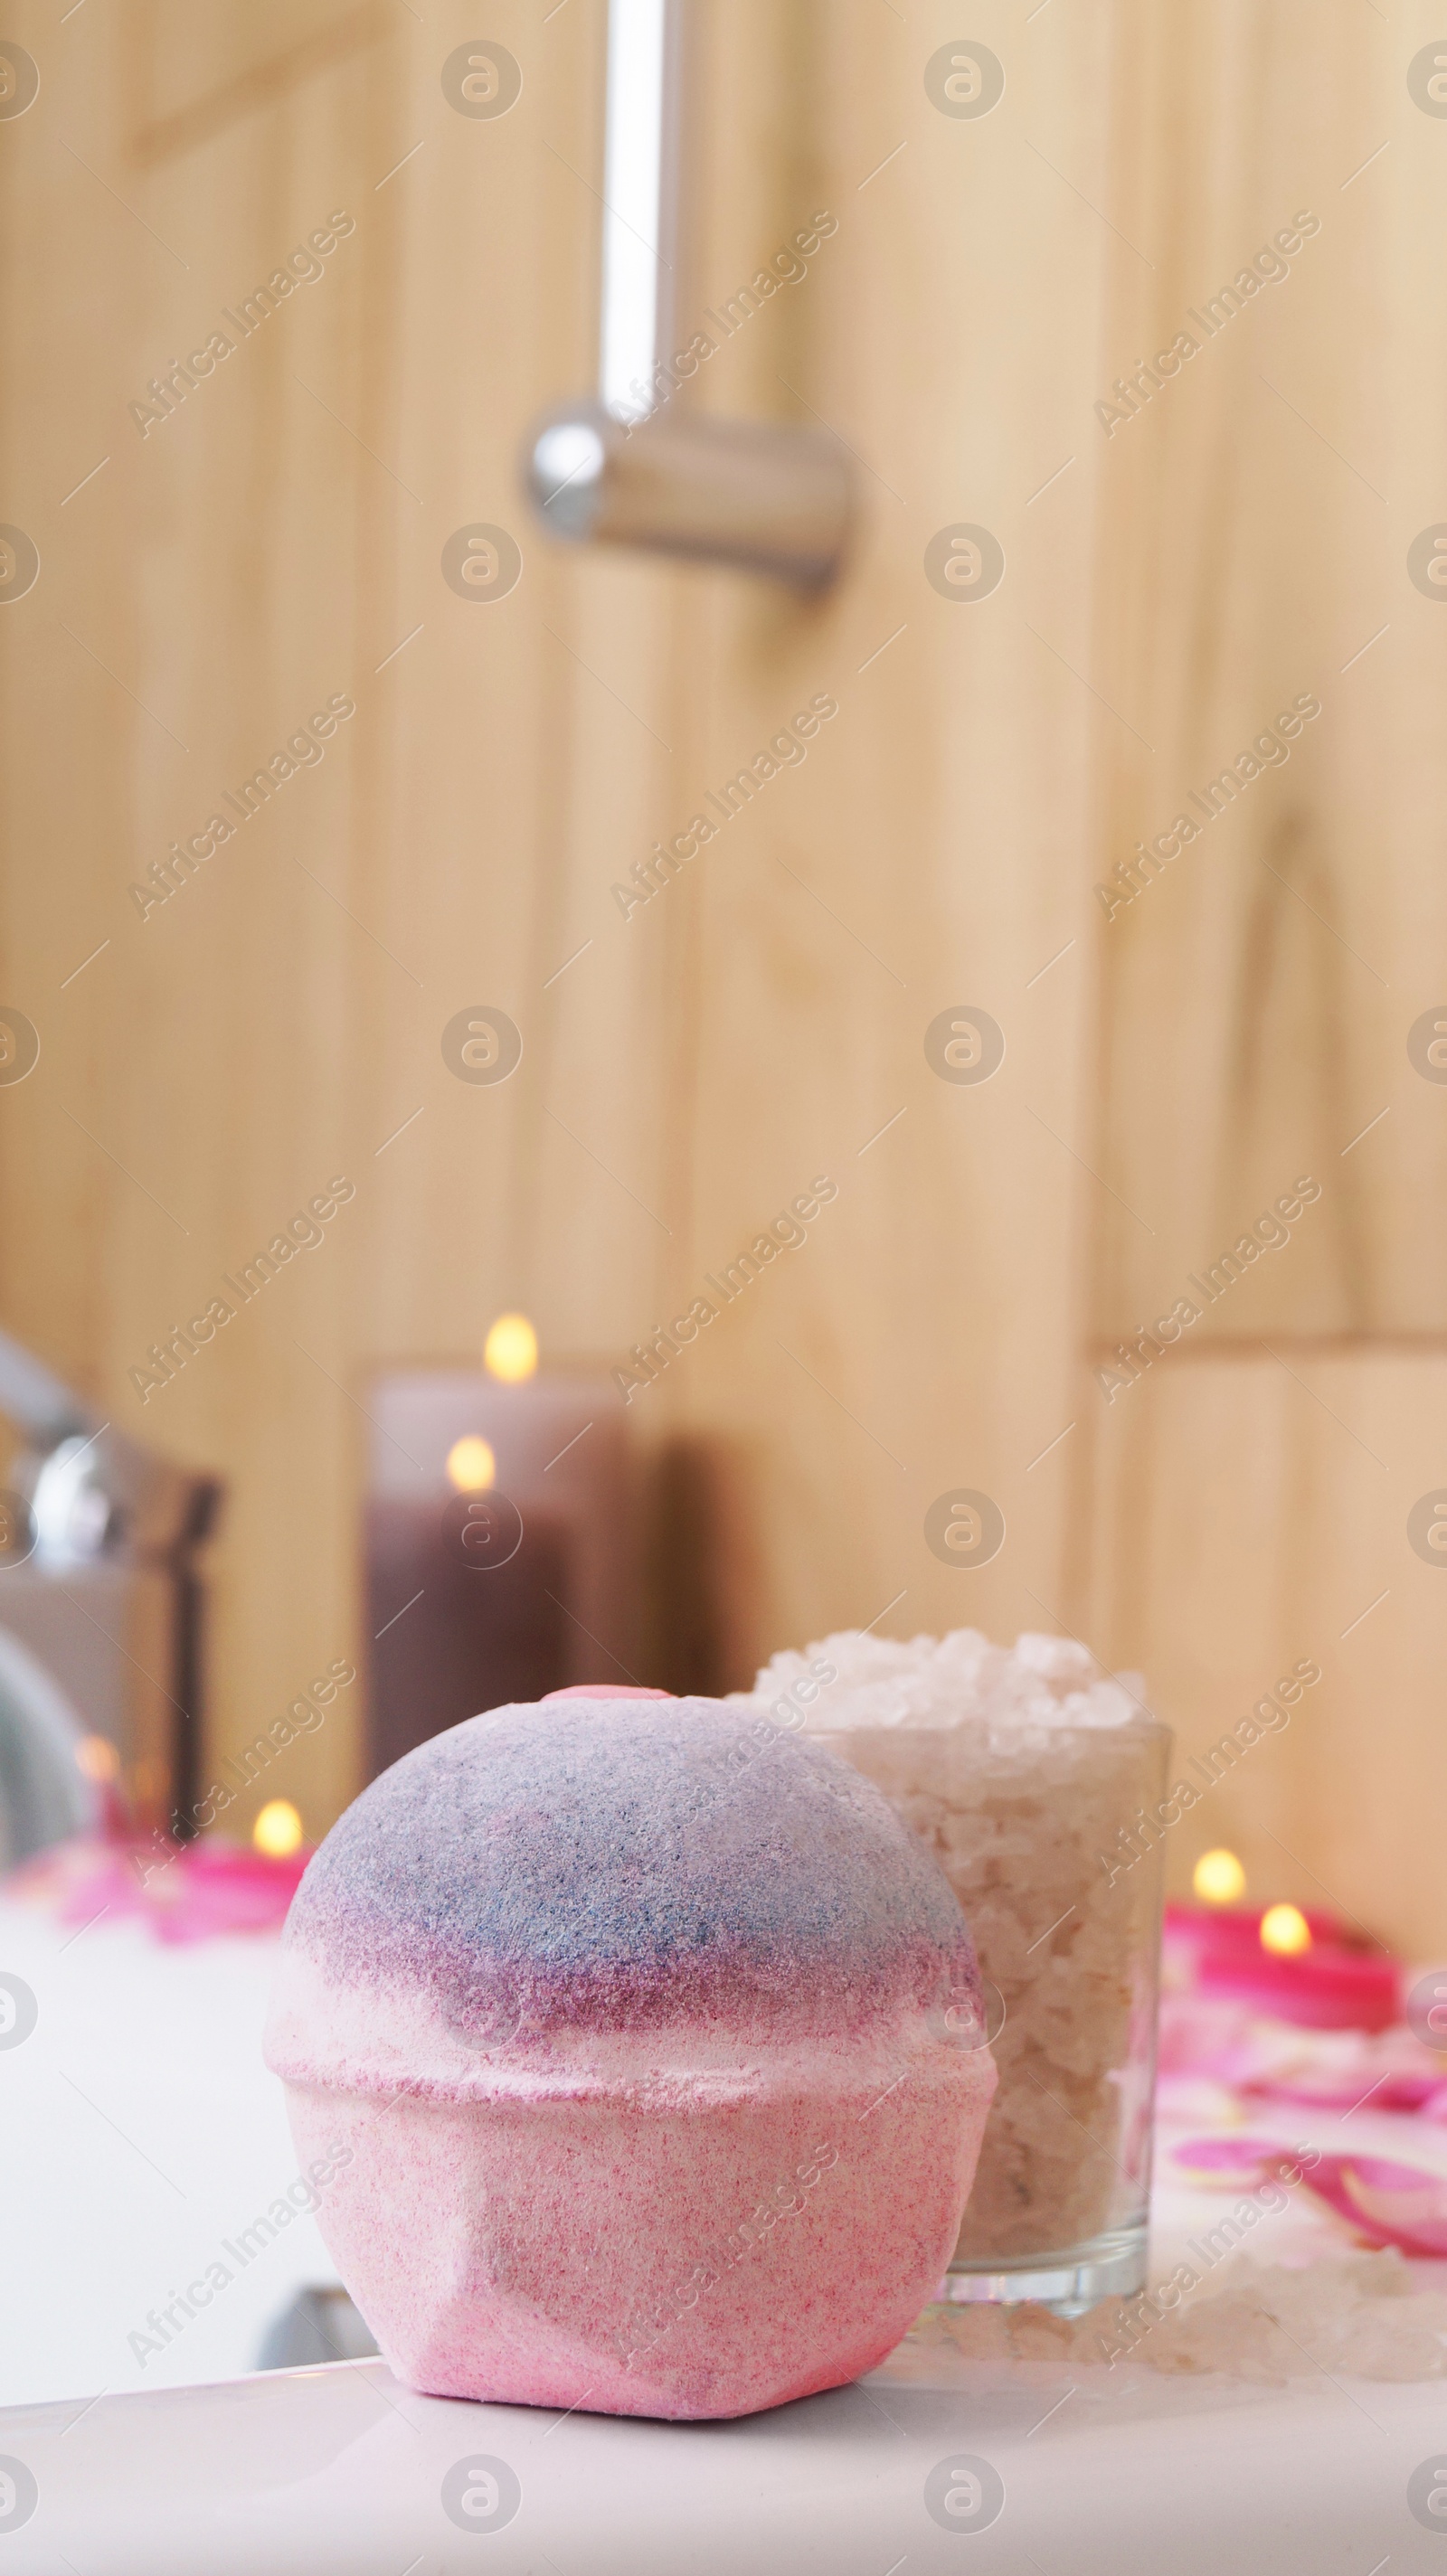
[521,1,855,589]
[526,404,852,590]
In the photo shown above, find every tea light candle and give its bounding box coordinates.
[1164,1901,1400,2033]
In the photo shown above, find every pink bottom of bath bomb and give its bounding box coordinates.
[286,2057,992,2420]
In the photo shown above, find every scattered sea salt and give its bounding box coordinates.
[909,2251,1447,2383]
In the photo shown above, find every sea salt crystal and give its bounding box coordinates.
[741,1629,1169,2269]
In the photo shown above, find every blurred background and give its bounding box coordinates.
[1,0,1445,2399]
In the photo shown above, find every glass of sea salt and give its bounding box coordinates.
[742,1628,1171,2315]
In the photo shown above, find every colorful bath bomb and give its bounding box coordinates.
[264,1687,996,2420]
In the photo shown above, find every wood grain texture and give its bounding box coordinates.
[0,0,1442,1954]
[1076,1345,1447,1958]
[1068,0,1447,1950]
[1084,0,1446,1343]
[634,0,1111,1682]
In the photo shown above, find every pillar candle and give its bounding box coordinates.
[364,1371,637,1775]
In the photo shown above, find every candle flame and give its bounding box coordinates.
[1193,1847,1245,1906]
[75,1734,119,1783]
[253,1798,304,1858]
[1260,1901,1311,1958]
[446,1435,497,1493]
[484,1313,538,1383]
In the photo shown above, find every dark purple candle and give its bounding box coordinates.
[363,1354,638,1776]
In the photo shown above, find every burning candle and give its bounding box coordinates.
[364,1323,638,1776]
[1165,1897,1400,2033]
[1260,1901,1310,1957]
[253,1799,305,1858]
[1193,1847,1246,1906]
[483,1314,538,1382]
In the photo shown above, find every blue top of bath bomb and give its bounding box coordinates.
[280,1693,981,2039]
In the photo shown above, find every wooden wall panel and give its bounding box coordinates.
[1079,1347,1447,1959]
[631,0,1117,1674]
[1086,0,1447,1344]
[1,0,1442,1959]
[0,0,636,1832]
[1073,0,1447,1951]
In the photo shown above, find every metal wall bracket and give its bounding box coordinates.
[520,0,854,591]
[525,403,852,591]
